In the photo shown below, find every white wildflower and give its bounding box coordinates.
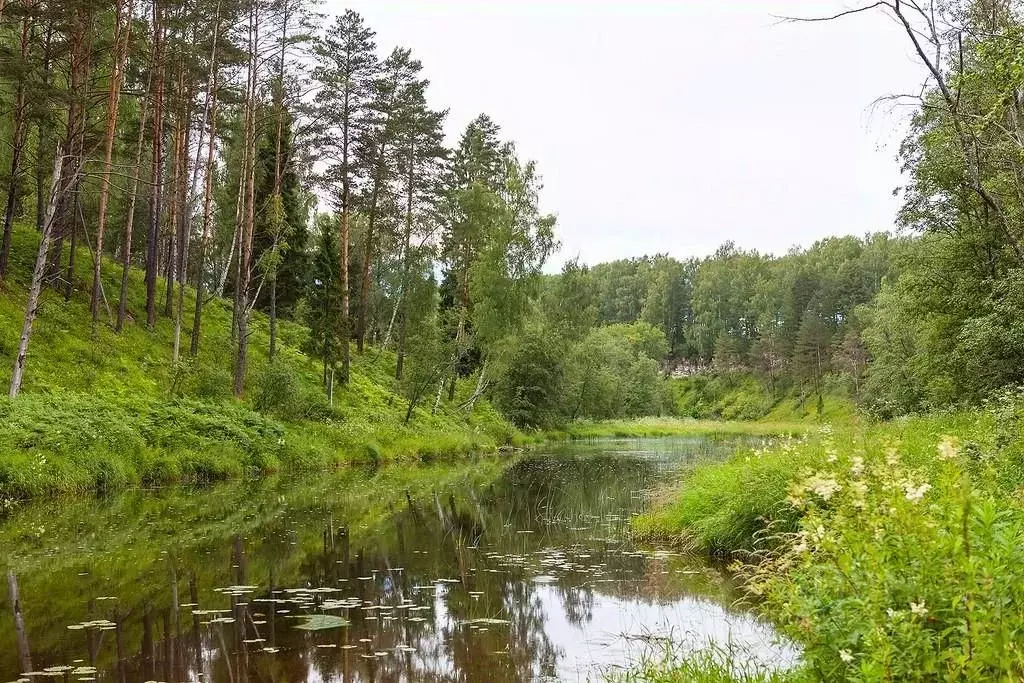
[839,649,854,663]
[937,436,960,461]
[904,482,931,503]
[805,473,841,501]
[910,601,928,617]
[851,456,865,477]
[885,448,900,466]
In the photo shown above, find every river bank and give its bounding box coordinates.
[633,397,1024,681]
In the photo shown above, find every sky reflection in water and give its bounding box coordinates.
[1,437,798,681]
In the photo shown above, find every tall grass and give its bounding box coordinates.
[604,642,808,683]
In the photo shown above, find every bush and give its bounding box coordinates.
[252,362,302,418]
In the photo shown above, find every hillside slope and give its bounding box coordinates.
[0,225,514,504]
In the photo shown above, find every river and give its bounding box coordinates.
[0,436,797,681]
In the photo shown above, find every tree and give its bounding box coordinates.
[313,9,376,383]
[354,46,427,353]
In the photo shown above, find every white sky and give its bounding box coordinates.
[328,1,926,269]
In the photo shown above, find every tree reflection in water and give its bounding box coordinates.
[1,437,797,681]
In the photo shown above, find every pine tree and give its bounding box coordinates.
[313,9,376,383]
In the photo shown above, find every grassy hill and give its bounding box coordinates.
[0,224,515,504]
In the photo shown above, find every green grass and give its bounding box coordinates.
[542,416,808,442]
[635,391,1024,680]
[0,224,516,503]
[605,644,810,683]
[669,374,855,423]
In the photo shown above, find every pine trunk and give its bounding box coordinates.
[146,2,166,330]
[91,0,133,332]
[233,0,258,397]
[117,90,150,332]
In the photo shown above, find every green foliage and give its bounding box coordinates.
[0,223,516,502]
[640,401,1024,681]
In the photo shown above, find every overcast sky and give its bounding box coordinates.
[329,1,926,269]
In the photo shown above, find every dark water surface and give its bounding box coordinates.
[1,437,797,682]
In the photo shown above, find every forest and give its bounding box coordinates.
[5,0,1024,681]
[1,0,1019,435]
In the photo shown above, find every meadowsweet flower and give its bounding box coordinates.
[910,601,928,617]
[804,473,841,501]
[839,649,854,663]
[850,480,868,508]
[886,608,898,619]
[938,436,960,460]
[851,456,865,477]
[904,482,931,503]
[885,447,900,466]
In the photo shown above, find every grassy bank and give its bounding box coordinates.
[542,416,809,442]
[0,225,515,505]
[634,391,1024,680]
[669,373,856,423]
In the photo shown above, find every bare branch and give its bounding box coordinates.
[772,2,892,24]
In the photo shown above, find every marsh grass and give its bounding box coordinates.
[603,641,808,683]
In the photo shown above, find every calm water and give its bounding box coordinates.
[0,437,797,682]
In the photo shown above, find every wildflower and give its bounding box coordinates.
[851,456,865,477]
[885,448,900,466]
[904,482,931,503]
[850,480,868,509]
[938,436,960,461]
[839,649,854,663]
[804,473,841,501]
[886,608,898,619]
[910,601,928,617]
[826,447,838,463]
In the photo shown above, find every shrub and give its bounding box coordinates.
[252,362,302,418]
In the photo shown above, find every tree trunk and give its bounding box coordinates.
[35,21,53,234]
[395,140,415,380]
[191,26,220,356]
[269,277,277,358]
[91,0,133,332]
[10,150,63,398]
[356,160,386,353]
[117,89,151,332]
[0,9,33,285]
[64,195,78,301]
[172,89,193,364]
[233,0,258,398]
[146,1,166,330]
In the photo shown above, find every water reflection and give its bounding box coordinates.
[1,438,797,681]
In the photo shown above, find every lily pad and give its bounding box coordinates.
[294,614,351,631]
